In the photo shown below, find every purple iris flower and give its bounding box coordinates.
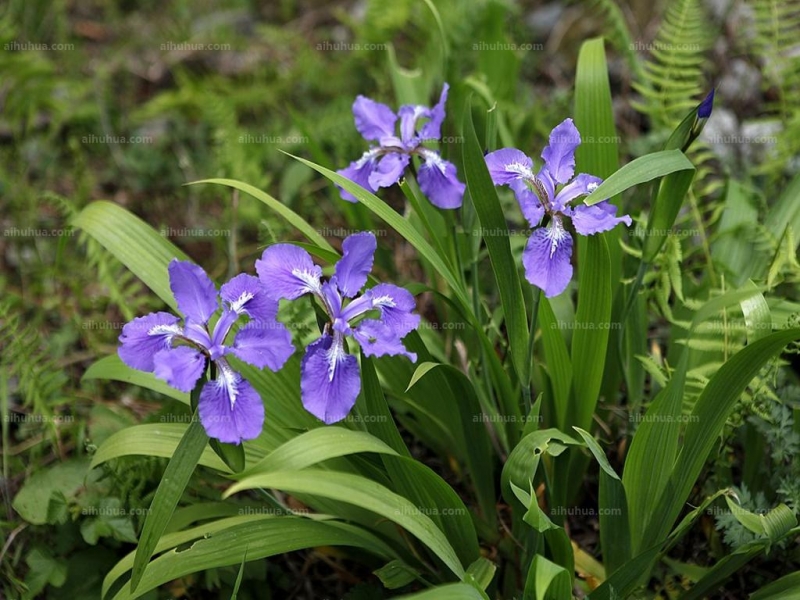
[337,83,466,209]
[485,118,632,298]
[255,232,420,424]
[118,260,295,444]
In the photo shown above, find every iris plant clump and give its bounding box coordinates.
[256,231,421,424]
[485,118,632,297]
[118,260,295,444]
[337,83,466,209]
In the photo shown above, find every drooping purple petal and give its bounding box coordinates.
[230,321,295,371]
[256,244,322,300]
[509,180,545,227]
[198,361,264,444]
[368,152,410,189]
[419,83,449,142]
[153,346,206,393]
[168,260,218,325]
[368,283,420,337]
[352,319,417,361]
[541,118,581,185]
[300,333,361,424]
[118,312,182,372]
[334,232,376,298]
[353,96,397,141]
[337,149,380,202]
[484,148,534,186]
[417,151,465,209]
[522,219,574,298]
[553,173,603,211]
[220,274,278,321]
[568,201,632,236]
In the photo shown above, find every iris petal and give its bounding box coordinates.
[522,221,574,298]
[256,244,322,300]
[334,232,377,298]
[300,333,361,424]
[353,96,397,141]
[118,312,182,372]
[198,362,264,444]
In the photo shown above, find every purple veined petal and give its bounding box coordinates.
[184,319,212,350]
[198,360,264,444]
[168,260,219,325]
[153,346,206,393]
[541,118,581,185]
[352,319,417,361]
[419,83,449,142]
[353,95,398,141]
[321,280,343,320]
[398,104,427,147]
[338,293,374,325]
[568,201,632,236]
[509,179,545,227]
[368,283,421,338]
[118,312,183,372]
[220,273,278,321]
[484,148,534,186]
[337,148,380,202]
[552,173,603,211]
[256,244,322,300]
[230,320,295,371]
[208,310,237,358]
[522,218,574,298]
[535,166,556,205]
[334,232,377,298]
[368,152,410,189]
[417,150,465,209]
[300,333,361,424]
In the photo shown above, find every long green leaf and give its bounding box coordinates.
[188,178,334,252]
[82,355,188,404]
[131,415,209,591]
[225,469,466,578]
[644,328,800,544]
[72,201,189,309]
[583,150,695,206]
[462,99,529,383]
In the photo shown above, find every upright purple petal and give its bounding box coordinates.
[553,173,603,211]
[417,151,465,209]
[300,333,360,424]
[368,283,420,337]
[153,346,206,393]
[168,260,218,325]
[230,321,295,371]
[568,202,632,236]
[198,362,264,444]
[522,219,574,298]
[256,244,322,300]
[220,274,278,321]
[118,312,182,372]
[419,83,449,142]
[368,153,410,189]
[352,319,417,361]
[484,148,534,186]
[334,232,376,298]
[353,96,397,141]
[337,149,380,203]
[398,105,426,147]
[541,118,581,185]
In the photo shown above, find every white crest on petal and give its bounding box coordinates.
[418,148,447,175]
[147,323,183,338]
[325,332,348,382]
[505,161,535,180]
[229,291,254,314]
[545,217,569,259]
[355,148,381,168]
[291,268,322,295]
[216,359,240,408]
[371,294,397,309]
